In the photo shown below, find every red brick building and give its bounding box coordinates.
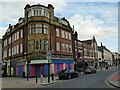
[2,4,74,77]
[72,31,98,71]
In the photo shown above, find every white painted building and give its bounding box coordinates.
[112,52,119,65]
[103,47,113,65]
[112,52,119,60]
[97,46,104,68]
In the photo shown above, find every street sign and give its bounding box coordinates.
[46,50,52,61]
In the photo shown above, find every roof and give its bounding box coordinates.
[82,39,93,45]
[24,4,54,10]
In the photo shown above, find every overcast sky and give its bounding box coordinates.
[0,0,119,53]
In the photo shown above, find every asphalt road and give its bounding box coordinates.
[41,67,118,88]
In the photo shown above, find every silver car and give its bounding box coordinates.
[85,66,96,74]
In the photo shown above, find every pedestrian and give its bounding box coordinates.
[94,63,98,70]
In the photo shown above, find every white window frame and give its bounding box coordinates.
[62,30,65,38]
[9,49,11,56]
[69,45,72,53]
[17,31,19,40]
[21,30,23,38]
[69,33,71,40]
[56,42,60,51]
[56,28,59,37]
[66,44,68,52]
[66,32,68,39]
[20,44,23,53]
[62,43,65,52]
[36,28,39,34]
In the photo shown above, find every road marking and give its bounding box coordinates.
[105,76,116,88]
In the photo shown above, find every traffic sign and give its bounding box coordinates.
[46,50,52,60]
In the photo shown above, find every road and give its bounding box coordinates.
[41,67,118,88]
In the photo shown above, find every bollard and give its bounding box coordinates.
[40,75,43,83]
[51,73,54,81]
[36,75,38,83]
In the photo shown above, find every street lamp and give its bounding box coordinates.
[27,57,31,81]
[46,50,52,83]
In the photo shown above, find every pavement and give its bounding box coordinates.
[107,70,120,88]
[1,76,60,88]
[1,66,119,88]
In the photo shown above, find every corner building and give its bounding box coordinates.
[2,4,74,77]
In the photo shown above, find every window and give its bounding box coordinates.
[35,41,39,49]
[36,28,39,34]
[9,49,11,56]
[69,33,71,40]
[39,24,42,33]
[14,33,16,41]
[39,28,42,33]
[21,30,23,38]
[38,9,42,16]
[13,46,16,55]
[56,42,60,51]
[62,30,65,38]
[69,45,72,53]
[44,39,48,50]
[34,9,39,16]
[3,50,7,57]
[12,34,14,42]
[65,32,68,39]
[33,28,36,34]
[29,28,31,34]
[40,40,42,49]
[90,50,92,57]
[4,39,7,46]
[62,43,65,52]
[84,49,87,56]
[17,32,19,40]
[44,25,48,34]
[67,32,69,39]
[56,28,59,37]
[44,10,50,18]
[8,37,11,44]
[44,28,48,34]
[39,24,42,27]
[36,24,39,27]
[66,44,68,52]
[20,44,23,53]
[29,24,43,34]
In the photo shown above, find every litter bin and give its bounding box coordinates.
[23,72,25,78]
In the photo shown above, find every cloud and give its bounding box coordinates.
[0,27,7,39]
[69,14,118,41]
[0,0,67,38]
[0,1,67,24]
[1,0,119,2]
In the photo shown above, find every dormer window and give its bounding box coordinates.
[27,7,50,18]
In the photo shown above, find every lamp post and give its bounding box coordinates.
[46,50,52,83]
[27,58,29,81]
[27,57,30,81]
[48,59,50,83]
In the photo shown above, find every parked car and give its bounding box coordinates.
[58,70,79,80]
[59,70,69,80]
[69,71,79,79]
[85,66,96,74]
